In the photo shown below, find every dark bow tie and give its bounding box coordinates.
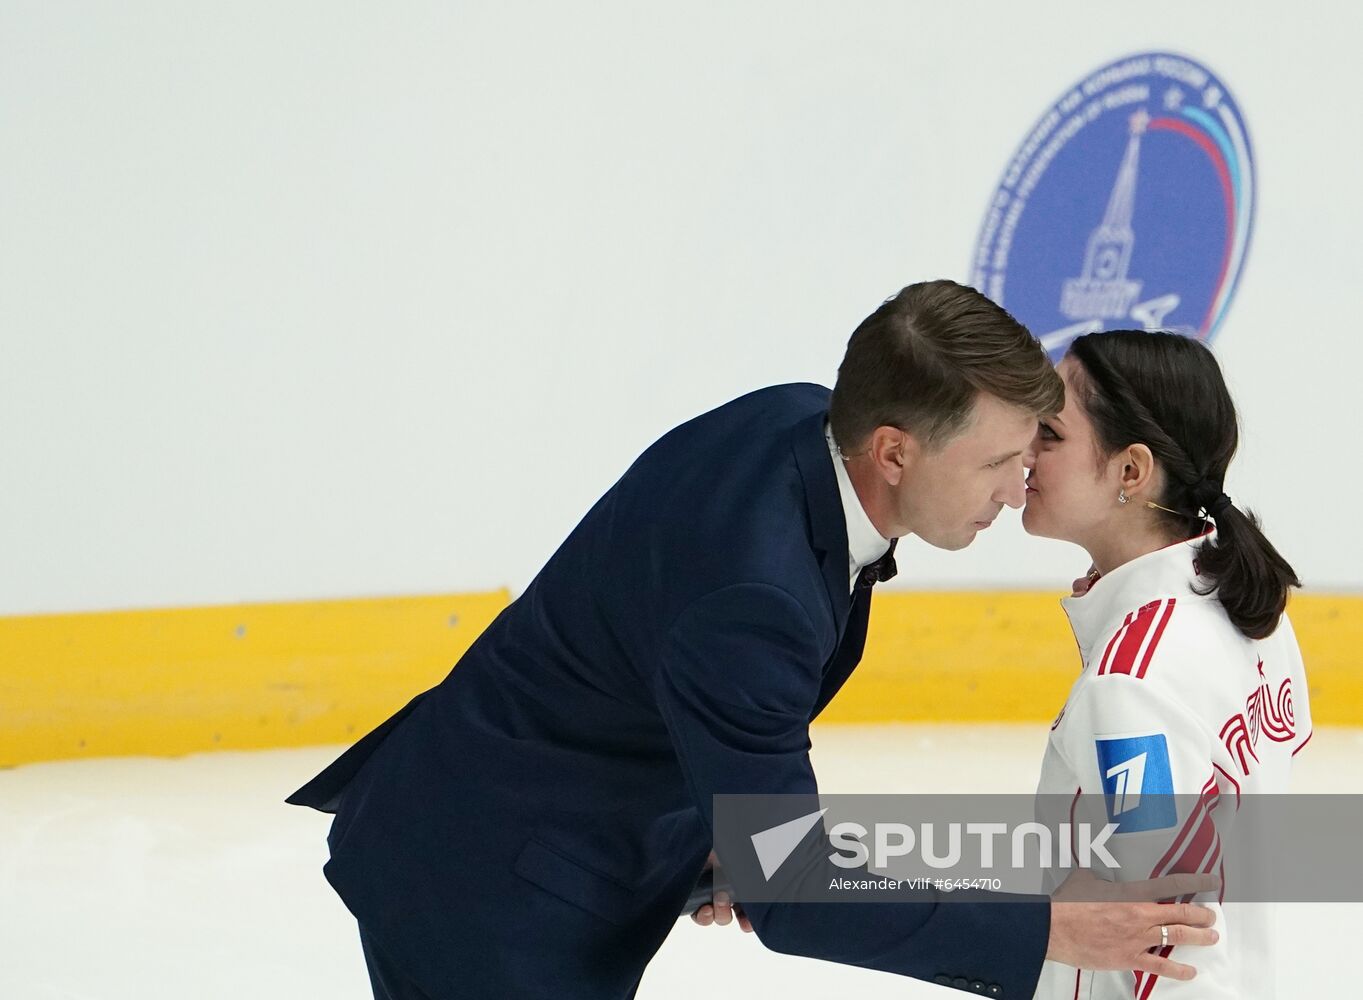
[855,537,898,591]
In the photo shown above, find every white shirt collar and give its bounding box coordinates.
[825,420,893,591]
[1060,524,1216,661]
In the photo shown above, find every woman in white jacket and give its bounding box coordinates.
[1024,331,1311,999]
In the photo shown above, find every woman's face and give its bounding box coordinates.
[1022,355,1118,546]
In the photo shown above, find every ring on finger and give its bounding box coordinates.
[1160,925,1169,948]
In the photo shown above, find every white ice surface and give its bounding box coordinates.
[1,724,1358,999]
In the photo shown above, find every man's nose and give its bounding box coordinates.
[997,472,1027,510]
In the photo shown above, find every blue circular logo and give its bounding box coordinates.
[971,52,1255,360]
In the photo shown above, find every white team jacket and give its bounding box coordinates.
[1033,525,1312,1000]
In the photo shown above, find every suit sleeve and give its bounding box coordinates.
[653,583,1051,996]
[1057,671,1236,997]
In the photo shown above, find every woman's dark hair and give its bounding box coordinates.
[1067,330,1299,640]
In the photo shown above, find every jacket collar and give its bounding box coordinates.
[1061,523,1216,661]
[790,409,853,635]
[825,420,893,587]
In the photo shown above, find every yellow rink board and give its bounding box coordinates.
[0,592,511,766]
[1,591,1357,766]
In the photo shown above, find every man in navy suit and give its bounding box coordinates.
[288,280,1219,998]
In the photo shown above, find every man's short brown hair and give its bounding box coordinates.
[829,280,1063,452]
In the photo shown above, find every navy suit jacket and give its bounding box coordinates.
[288,383,1050,998]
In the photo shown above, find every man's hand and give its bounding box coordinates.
[1048,870,1220,981]
[689,851,753,933]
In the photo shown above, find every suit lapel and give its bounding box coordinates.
[789,409,853,640]
[812,589,871,719]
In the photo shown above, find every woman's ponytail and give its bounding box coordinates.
[1193,500,1301,641]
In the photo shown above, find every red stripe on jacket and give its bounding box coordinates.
[1104,599,1177,678]
[1137,776,1223,996]
[1098,611,1135,674]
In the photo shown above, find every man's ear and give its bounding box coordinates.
[869,425,918,486]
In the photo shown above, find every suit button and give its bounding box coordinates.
[987,986,1004,998]
[953,978,969,989]
[934,974,951,986]
[971,983,986,993]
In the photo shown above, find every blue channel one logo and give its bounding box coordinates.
[971,52,1255,361]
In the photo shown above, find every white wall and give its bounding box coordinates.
[2,1,1358,615]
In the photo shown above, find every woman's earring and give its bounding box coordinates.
[1118,490,1130,505]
